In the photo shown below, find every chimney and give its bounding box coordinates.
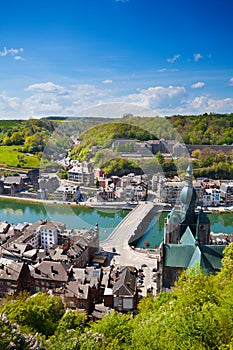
[51,265,57,274]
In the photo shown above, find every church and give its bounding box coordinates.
[160,164,228,290]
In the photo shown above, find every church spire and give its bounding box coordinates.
[185,162,193,183]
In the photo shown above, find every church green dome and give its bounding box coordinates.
[180,183,194,205]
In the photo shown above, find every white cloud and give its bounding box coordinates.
[102,79,113,84]
[229,77,233,86]
[190,96,233,113]
[157,68,178,73]
[191,82,205,89]
[21,82,111,117]
[0,47,24,60]
[123,85,187,110]
[14,56,24,61]
[0,92,21,118]
[167,54,181,63]
[25,82,69,96]
[1,80,233,119]
[194,53,203,62]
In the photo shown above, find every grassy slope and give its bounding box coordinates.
[0,146,41,168]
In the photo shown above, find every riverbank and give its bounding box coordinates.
[0,194,233,214]
[0,194,136,211]
[0,194,93,209]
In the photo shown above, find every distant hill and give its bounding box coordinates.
[69,122,156,161]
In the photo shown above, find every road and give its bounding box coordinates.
[102,201,154,249]
[100,201,160,295]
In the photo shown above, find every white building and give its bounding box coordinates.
[68,161,94,186]
[17,220,66,250]
[203,188,220,207]
[39,221,61,250]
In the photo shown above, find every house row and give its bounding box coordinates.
[96,173,148,202]
[0,257,138,315]
[153,175,233,207]
[0,169,39,196]
[0,218,138,315]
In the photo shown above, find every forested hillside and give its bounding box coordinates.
[1,244,233,349]
[120,113,233,144]
[70,122,156,159]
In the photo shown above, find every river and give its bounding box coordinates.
[0,198,232,246]
[0,198,129,241]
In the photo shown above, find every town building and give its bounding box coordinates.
[202,188,220,207]
[103,265,138,313]
[68,161,94,186]
[54,185,83,202]
[0,258,30,297]
[38,174,60,193]
[4,176,25,195]
[220,182,233,205]
[30,261,69,293]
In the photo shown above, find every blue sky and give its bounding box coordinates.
[1,0,233,118]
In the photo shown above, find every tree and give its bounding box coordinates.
[89,311,133,349]
[1,292,65,337]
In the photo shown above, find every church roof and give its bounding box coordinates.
[180,226,196,245]
[164,226,226,273]
[197,208,210,224]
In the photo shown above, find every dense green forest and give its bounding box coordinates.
[1,244,233,349]
[121,113,233,144]
[68,122,156,176]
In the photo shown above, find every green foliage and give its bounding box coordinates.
[168,113,233,145]
[89,312,133,349]
[47,310,87,350]
[57,168,68,179]
[130,265,233,350]
[70,122,156,161]
[0,292,65,337]
[56,310,87,333]
[102,158,143,177]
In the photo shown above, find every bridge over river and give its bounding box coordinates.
[102,202,153,248]
[100,201,162,295]
[101,201,161,269]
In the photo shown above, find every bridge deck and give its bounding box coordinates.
[102,201,154,250]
